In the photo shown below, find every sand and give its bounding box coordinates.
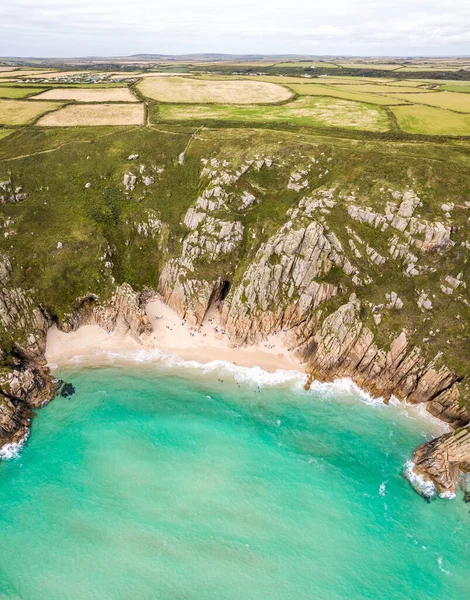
[46,296,304,375]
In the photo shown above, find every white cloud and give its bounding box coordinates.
[2,0,470,56]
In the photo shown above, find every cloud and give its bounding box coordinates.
[2,0,470,56]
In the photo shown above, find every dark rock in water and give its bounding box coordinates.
[57,381,75,398]
[464,492,470,504]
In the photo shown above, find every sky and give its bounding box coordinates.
[2,0,470,57]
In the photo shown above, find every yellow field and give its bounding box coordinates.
[334,83,433,94]
[389,91,470,113]
[36,103,144,126]
[392,105,470,135]
[0,99,63,125]
[30,88,138,102]
[1,69,60,79]
[138,76,293,104]
[0,67,18,72]
[288,84,404,106]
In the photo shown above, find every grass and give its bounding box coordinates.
[30,88,138,102]
[154,96,390,132]
[336,63,402,70]
[138,76,293,104]
[255,75,395,85]
[0,69,59,78]
[288,84,405,106]
[36,103,145,126]
[0,87,44,99]
[0,129,13,140]
[392,104,470,135]
[389,91,470,113]
[333,83,433,94]
[0,124,469,402]
[440,84,470,94]
[274,61,339,69]
[0,99,64,125]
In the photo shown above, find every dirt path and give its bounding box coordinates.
[2,126,141,162]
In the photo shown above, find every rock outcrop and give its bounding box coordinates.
[0,283,153,448]
[413,427,470,496]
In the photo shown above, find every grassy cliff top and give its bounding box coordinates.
[0,118,469,404]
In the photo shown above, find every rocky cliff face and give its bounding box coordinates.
[0,282,151,448]
[0,138,469,498]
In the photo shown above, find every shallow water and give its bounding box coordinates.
[0,363,469,600]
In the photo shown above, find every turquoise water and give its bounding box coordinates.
[0,362,469,600]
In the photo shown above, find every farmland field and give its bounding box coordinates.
[155,96,389,131]
[30,88,138,102]
[392,104,470,135]
[255,75,396,85]
[36,103,145,126]
[0,99,63,125]
[0,69,60,78]
[333,83,433,94]
[274,61,339,68]
[0,87,43,98]
[138,77,293,104]
[389,91,470,112]
[337,63,401,70]
[288,84,405,105]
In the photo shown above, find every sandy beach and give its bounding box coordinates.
[46,297,305,374]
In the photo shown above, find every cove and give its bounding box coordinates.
[0,363,469,600]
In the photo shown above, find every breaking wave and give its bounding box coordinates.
[0,430,29,460]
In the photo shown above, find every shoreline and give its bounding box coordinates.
[44,296,448,441]
[0,294,451,493]
[46,296,304,375]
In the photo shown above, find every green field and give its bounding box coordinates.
[254,75,396,85]
[289,84,406,106]
[0,87,43,99]
[0,129,13,140]
[389,91,470,112]
[337,63,401,70]
[392,104,470,135]
[154,96,390,131]
[334,83,433,94]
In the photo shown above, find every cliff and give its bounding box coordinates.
[0,125,469,495]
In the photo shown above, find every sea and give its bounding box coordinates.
[0,355,469,600]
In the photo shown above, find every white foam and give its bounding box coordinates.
[437,557,451,576]
[0,430,29,460]
[439,491,456,500]
[379,482,387,496]
[58,347,449,439]
[404,460,437,499]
